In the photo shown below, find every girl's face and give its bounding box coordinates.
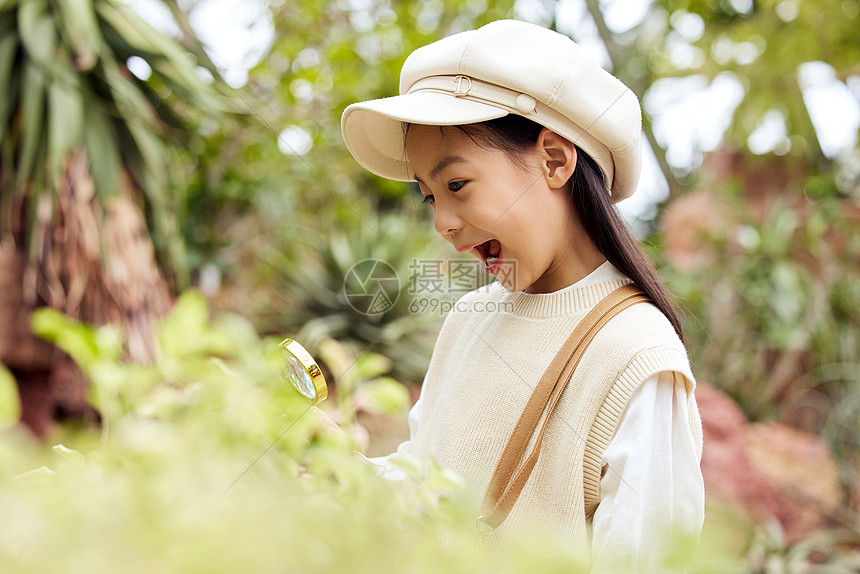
[405,124,604,293]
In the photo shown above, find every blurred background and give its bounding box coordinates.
[1,0,859,570]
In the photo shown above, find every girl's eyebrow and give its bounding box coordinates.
[413,155,467,183]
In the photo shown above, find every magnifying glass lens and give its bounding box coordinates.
[279,339,327,402]
[283,349,315,399]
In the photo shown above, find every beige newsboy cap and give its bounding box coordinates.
[341,19,643,201]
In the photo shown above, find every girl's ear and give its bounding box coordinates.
[536,128,577,189]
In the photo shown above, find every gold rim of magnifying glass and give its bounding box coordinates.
[279,338,328,401]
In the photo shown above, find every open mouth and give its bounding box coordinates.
[475,238,502,269]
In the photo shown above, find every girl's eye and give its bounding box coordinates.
[448,180,466,192]
[422,194,435,205]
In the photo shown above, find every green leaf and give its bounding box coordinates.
[149,58,222,114]
[84,106,122,198]
[96,3,239,115]
[47,71,84,177]
[354,352,392,381]
[0,30,19,139]
[354,376,409,416]
[31,307,100,369]
[124,117,164,190]
[156,290,210,358]
[17,0,53,64]
[15,58,45,190]
[55,0,100,70]
[101,63,162,180]
[15,465,55,484]
[0,364,21,430]
[94,1,161,54]
[23,140,47,261]
[52,443,86,466]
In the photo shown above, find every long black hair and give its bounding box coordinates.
[452,115,684,341]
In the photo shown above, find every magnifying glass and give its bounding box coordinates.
[279,338,328,402]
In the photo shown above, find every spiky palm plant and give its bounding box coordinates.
[251,209,477,383]
[0,0,235,433]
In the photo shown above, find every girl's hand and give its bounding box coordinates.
[309,406,344,435]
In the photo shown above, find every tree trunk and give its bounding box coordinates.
[0,153,171,437]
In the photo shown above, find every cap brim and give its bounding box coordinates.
[341,92,508,182]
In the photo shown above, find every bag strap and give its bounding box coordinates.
[477,283,650,533]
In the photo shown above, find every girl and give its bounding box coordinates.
[341,19,704,571]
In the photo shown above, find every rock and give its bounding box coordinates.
[697,383,841,542]
[744,421,841,540]
[698,383,779,518]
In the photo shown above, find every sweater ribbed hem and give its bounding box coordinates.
[582,347,696,519]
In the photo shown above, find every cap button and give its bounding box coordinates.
[514,94,536,114]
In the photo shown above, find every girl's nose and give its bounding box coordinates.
[433,202,461,236]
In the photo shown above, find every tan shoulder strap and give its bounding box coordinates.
[477,283,650,533]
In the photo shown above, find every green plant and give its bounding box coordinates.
[0,365,19,431]
[249,206,465,383]
[742,520,860,574]
[0,290,585,573]
[666,189,860,421]
[3,290,839,572]
[660,178,860,529]
[0,0,237,280]
[0,0,240,365]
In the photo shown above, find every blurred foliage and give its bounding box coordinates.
[316,336,411,420]
[695,507,860,574]
[249,207,453,383]
[4,297,854,571]
[629,0,860,503]
[26,288,411,445]
[571,0,860,196]
[186,0,519,263]
[742,519,860,574]
[646,0,860,164]
[0,294,484,573]
[0,0,240,287]
[659,172,860,523]
[667,187,860,418]
[0,295,564,571]
[0,365,19,430]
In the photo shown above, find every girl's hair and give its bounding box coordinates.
[451,115,684,341]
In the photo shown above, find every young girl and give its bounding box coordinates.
[341,19,704,571]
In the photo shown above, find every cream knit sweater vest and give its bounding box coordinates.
[412,277,703,558]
